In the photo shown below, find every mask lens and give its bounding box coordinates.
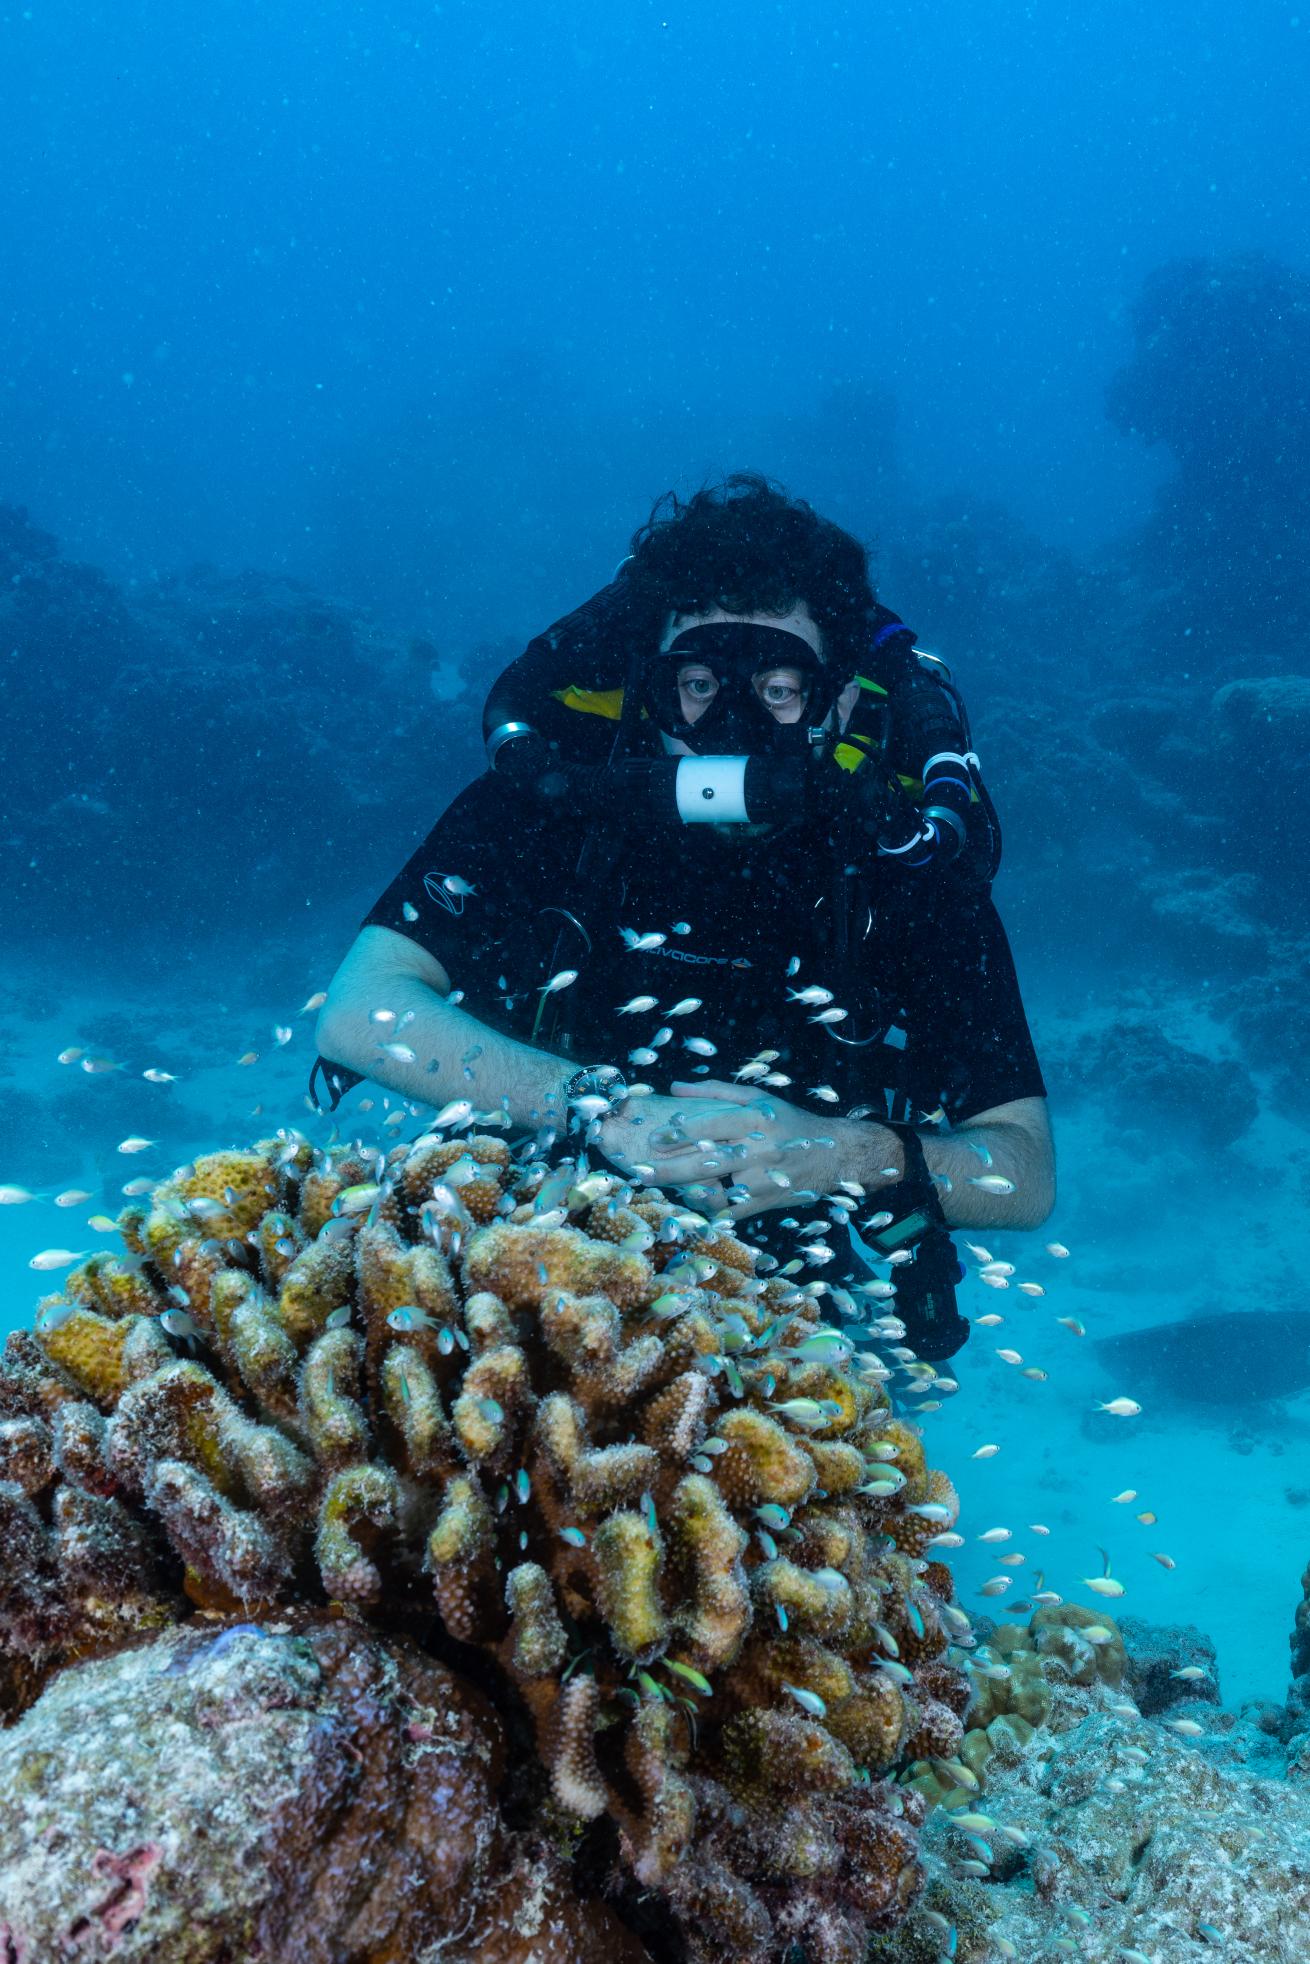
[650,623,821,739]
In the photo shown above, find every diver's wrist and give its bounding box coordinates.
[563,1063,629,1132]
[837,1116,906,1189]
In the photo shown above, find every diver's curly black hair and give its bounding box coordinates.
[623,472,878,676]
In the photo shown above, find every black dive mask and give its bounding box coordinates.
[640,622,840,757]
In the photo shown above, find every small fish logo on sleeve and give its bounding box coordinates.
[423,873,478,916]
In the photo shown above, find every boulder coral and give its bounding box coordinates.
[0,1128,972,1964]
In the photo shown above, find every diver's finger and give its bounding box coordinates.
[649,1107,766,1152]
[667,1079,761,1105]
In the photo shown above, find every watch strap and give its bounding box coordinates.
[863,1122,946,1255]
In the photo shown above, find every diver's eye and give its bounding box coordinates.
[678,670,719,701]
[755,672,809,708]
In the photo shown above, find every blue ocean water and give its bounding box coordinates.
[3,0,1310,1925]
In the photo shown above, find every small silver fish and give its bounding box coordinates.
[616,995,659,1014]
[184,1197,228,1223]
[387,1306,440,1333]
[671,921,691,935]
[968,1174,1015,1194]
[29,1248,87,1271]
[781,1681,826,1718]
[332,1183,383,1216]
[668,997,702,1016]
[621,929,666,952]
[770,1398,831,1429]
[402,901,420,922]
[0,1186,36,1205]
[378,1042,417,1064]
[1082,1574,1126,1598]
[160,1308,201,1340]
[142,1068,178,1084]
[433,1099,474,1129]
[787,985,833,1006]
[117,1136,155,1155]
[683,1036,717,1056]
[301,991,328,1013]
[807,1084,840,1102]
[443,875,478,897]
[807,1007,848,1025]
[37,1301,79,1331]
[785,1331,852,1363]
[540,970,578,995]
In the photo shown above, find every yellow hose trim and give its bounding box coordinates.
[552,685,627,721]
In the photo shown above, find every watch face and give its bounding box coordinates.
[870,1207,931,1252]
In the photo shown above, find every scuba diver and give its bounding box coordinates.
[315,474,1053,1362]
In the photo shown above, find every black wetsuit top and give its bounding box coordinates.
[356,772,1046,1129]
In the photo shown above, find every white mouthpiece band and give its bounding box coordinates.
[675,755,751,823]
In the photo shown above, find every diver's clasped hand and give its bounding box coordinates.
[602,1078,902,1222]
[592,1095,724,1185]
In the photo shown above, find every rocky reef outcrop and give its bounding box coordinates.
[0,1611,644,1963]
[0,1128,972,1962]
[0,503,486,952]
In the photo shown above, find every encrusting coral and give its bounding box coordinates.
[0,1128,974,1964]
[899,1605,1127,1814]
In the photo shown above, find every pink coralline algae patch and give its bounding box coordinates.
[66,1844,163,1952]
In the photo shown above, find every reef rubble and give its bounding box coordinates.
[912,1668,1310,1963]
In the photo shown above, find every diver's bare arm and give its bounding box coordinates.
[316,926,574,1131]
[854,1097,1056,1232]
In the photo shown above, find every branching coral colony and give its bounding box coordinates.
[0,1130,975,1964]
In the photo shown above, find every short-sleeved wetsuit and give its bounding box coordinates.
[356,772,1045,1128]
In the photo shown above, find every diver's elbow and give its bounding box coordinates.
[1015,1171,1057,1232]
[315,998,365,1076]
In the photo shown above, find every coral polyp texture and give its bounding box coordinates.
[0,1130,971,1964]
